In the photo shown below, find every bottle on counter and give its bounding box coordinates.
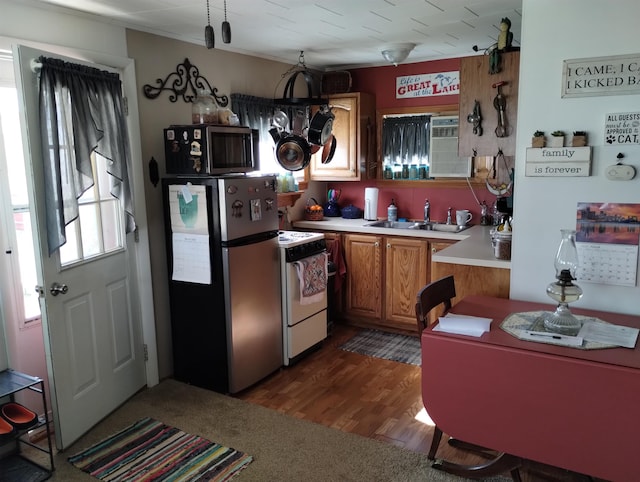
[480,201,491,225]
[286,172,297,192]
[492,201,501,226]
[388,199,397,222]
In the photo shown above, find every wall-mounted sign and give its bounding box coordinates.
[395,71,459,99]
[525,147,592,177]
[562,53,640,98]
[604,112,640,145]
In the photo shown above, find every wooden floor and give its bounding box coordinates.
[236,324,598,482]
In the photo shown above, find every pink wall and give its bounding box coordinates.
[350,57,462,109]
[326,181,488,223]
[325,56,489,223]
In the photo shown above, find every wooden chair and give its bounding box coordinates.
[415,275,456,460]
[415,275,456,336]
[416,275,522,481]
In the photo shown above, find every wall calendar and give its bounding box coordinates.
[575,202,640,287]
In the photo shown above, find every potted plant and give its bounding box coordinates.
[549,130,565,147]
[532,130,545,148]
[572,131,588,147]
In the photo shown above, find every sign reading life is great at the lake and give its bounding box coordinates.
[562,53,640,98]
[395,71,459,99]
[525,147,592,177]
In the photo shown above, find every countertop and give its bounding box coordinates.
[293,218,511,270]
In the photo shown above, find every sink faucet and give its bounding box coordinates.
[446,207,452,224]
[423,199,430,222]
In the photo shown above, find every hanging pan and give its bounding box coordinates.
[276,134,311,171]
[321,134,337,164]
[308,105,334,146]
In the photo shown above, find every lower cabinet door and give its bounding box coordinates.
[384,237,428,329]
[344,233,383,319]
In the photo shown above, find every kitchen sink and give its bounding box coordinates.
[367,220,470,233]
[367,220,426,230]
[428,223,470,233]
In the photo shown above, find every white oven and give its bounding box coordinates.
[278,231,328,365]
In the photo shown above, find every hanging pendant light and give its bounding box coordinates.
[222,0,231,44]
[205,0,214,49]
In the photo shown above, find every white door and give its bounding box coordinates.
[13,45,146,449]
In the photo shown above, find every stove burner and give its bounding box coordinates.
[277,230,325,248]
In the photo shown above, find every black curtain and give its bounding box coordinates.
[382,115,431,165]
[230,93,296,141]
[38,56,135,254]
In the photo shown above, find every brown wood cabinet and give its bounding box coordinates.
[429,241,510,324]
[431,250,509,323]
[343,233,428,333]
[323,231,344,319]
[343,233,383,319]
[458,51,520,157]
[309,92,376,181]
[384,237,428,330]
[322,231,509,332]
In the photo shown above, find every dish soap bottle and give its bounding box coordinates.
[388,199,397,222]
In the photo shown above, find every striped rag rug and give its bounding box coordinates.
[339,329,421,366]
[68,417,252,481]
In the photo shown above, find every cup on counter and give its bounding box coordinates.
[456,209,472,226]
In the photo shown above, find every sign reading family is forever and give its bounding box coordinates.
[395,71,460,99]
[562,53,640,98]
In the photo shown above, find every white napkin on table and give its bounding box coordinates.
[433,313,492,337]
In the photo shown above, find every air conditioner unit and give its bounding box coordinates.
[429,116,472,177]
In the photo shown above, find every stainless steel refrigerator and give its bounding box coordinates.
[162,174,282,393]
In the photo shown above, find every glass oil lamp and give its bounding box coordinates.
[543,229,583,335]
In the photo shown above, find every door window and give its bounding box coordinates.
[59,152,124,267]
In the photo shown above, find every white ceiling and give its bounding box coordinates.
[27,0,522,70]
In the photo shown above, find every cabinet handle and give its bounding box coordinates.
[374,241,379,247]
[432,247,437,253]
[387,243,391,248]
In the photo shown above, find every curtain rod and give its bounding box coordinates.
[30,59,42,73]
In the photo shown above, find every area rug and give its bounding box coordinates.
[68,417,252,481]
[339,329,421,366]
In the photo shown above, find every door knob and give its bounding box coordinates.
[50,282,69,296]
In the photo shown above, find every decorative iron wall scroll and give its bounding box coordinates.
[143,58,229,107]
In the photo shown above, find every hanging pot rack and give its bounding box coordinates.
[274,51,328,106]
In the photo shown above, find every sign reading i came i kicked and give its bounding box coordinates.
[525,147,592,177]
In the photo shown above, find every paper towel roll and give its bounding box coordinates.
[364,187,379,221]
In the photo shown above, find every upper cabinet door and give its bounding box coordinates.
[458,51,520,157]
[309,92,375,181]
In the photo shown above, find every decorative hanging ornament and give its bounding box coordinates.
[205,0,214,49]
[222,0,231,44]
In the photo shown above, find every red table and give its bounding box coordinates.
[421,295,640,482]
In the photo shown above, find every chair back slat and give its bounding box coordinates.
[415,275,456,334]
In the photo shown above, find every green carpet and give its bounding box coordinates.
[48,379,508,482]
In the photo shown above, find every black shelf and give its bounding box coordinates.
[0,369,54,479]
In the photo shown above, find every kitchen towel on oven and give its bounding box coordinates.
[294,252,328,305]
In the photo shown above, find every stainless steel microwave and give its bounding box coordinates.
[164,124,259,175]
